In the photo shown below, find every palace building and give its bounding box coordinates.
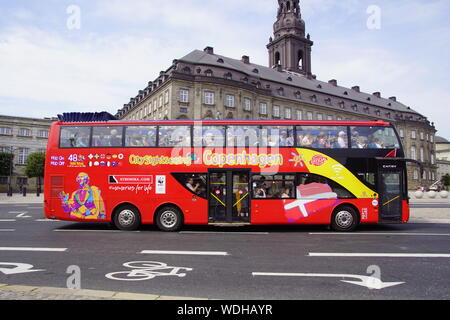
[115,0,437,189]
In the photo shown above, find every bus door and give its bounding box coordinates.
[208,169,250,224]
[377,160,405,222]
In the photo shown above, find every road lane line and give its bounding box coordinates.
[309,232,450,236]
[308,253,450,258]
[0,219,16,222]
[0,247,67,252]
[0,229,15,232]
[53,229,140,233]
[140,250,229,256]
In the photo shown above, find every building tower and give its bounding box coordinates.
[267,0,313,75]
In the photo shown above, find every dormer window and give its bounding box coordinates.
[287,77,293,82]
[224,72,232,80]
[182,67,191,74]
[311,95,318,103]
[339,101,345,109]
[205,69,213,77]
[242,77,248,84]
[255,82,262,89]
[252,68,259,74]
[317,84,322,89]
[295,91,302,99]
[278,87,285,96]
[217,58,224,63]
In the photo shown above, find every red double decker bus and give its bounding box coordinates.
[44,113,415,232]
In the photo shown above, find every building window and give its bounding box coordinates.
[205,69,213,77]
[37,148,46,154]
[159,95,163,108]
[259,102,267,115]
[420,147,424,162]
[327,115,333,121]
[337,116,343,121]
[0,127,12,135]
[204,91,215,105]
[306,112,313,120]
[18,148,29,165]
[411,131,416,139]
[285,108,292,119]
[19,128,31,137]
[17,177,28,185]
[296,110,302,120]
[410,146,417,160]
[317,113,323,121]
[38,130,49,138]
[431,153,435,165]
[179,89,189,103]
[224,72,232,80]
[420,132,424,140]
[225,95,235,108]
[243,98,251,111]
[273,105,280,118]
[164,90,170,104]
[413,170,419,180]
[430,135,434,143]
[399,129,404,138]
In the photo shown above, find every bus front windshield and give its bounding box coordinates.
[350,126,401,149]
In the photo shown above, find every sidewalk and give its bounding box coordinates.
[0,194,44,204]
[0,284,206,300]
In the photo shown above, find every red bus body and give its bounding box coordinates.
[44,119,409,231]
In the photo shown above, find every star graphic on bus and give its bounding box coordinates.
[289,152,305,167]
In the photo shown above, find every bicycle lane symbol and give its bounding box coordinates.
[105,261,193,281]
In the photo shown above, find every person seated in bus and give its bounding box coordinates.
[281,187,291,199]
[296,133,305,146]
[130,132,144,146]
[368,137,384,149]
[313,132,330,148]
[203,132,216,147]
[254,185,267,198]
[143,130,156,146]
[186,177,200,194]
[354,137,366,149]
[333,131,347,148]
[280,131,294,147]
[93,133,109,147]
[75,131,89,148]
[301,133,314,147]
[109,129,122,147]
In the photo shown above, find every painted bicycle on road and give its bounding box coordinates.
[105,261,193,281]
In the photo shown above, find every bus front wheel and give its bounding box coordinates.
[155,206,183,232]
[113,205,141,231]
[331,206,359,232]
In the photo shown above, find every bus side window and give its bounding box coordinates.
[296,173,354,199]
[159,126,191,147]
[125,126,156,147]
[60,127,91,148]
[92,126,123,147]
[227,126,260,148]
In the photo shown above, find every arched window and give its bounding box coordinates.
[286,1,291,12]
[182,67,191,74]
[275,51,281,65]
[298,50,304,69]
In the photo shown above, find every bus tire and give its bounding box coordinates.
[113,205,141,231]
[331,205,359,232]
[155,206,183,232]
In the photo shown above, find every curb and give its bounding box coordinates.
[0,284,207,300]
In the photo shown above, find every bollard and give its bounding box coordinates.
[22,187,27,197]
[36,186,41,197]
[7,186,13,197]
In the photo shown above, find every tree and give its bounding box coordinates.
[0,152,14,177]
[442,174,450,191]
[25,152,45,193]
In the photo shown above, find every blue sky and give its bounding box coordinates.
[1,0,449,138]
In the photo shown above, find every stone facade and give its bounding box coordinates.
[0,115,54,192]
[115,0,437,190]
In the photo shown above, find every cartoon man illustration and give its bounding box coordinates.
[60,172,106,220]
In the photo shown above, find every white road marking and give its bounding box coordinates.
[0,219,16,222]
[16,212,31,218]
[309,232,450,237]
[308,253,450,258]
[252,271,404,290]
[0,247,67,252]
[0,263,45,275]
[27,207,43,209]
[53,229,140,233]
[0,229,15,232]
[140,250,229,256]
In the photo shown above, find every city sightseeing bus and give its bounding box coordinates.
[44,113,415,232]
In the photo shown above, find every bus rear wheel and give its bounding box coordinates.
[113,205,141,231]
[331,206,359,232]
[155,206,183,232]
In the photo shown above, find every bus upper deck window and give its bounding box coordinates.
[60,126,91,148]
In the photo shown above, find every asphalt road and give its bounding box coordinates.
[0,203,449,300]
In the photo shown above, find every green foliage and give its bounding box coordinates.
[0,152,14,176]
[25,152,45,178]
[442,174,450,191]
